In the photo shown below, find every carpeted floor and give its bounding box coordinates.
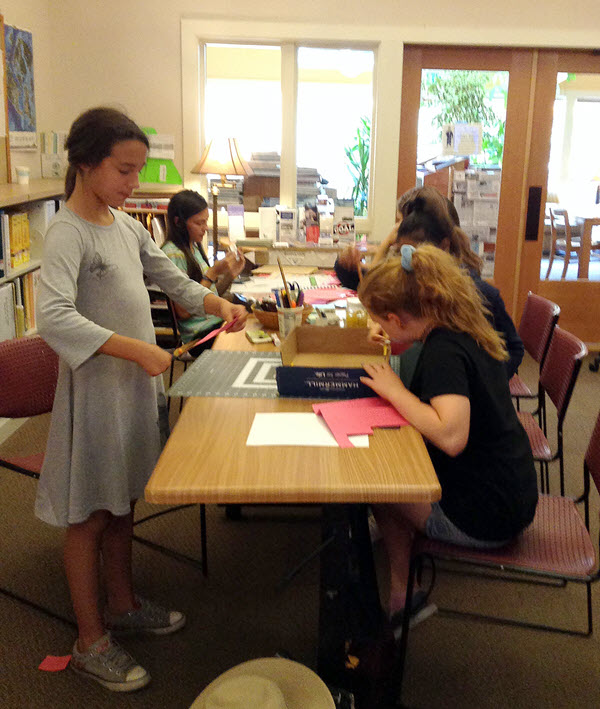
[1,354,600,709]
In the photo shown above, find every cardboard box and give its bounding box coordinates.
[276,326,388,398]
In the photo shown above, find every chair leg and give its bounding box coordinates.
[0,587,76,628]
[132,504,208,574]
[545,244,555,279]
[561,252,570,279]
[200,504,208,577]
[390,555,420,707]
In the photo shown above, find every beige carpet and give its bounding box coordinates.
[1,355,600,709]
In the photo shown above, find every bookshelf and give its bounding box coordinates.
[0,178,64,341]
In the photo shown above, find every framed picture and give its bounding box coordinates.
[0,15,11,183]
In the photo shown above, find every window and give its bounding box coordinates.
[182,19,404,242]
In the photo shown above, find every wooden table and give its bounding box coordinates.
[572,205,600,279]
[146,322,440,706]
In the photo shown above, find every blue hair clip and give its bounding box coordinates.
[400,244,415,272]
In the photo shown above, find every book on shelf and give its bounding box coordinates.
[0,282,16,342]
[0,268,41,340]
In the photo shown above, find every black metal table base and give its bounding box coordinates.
[317,504,397,709]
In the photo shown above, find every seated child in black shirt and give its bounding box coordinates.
[358,243,538,629]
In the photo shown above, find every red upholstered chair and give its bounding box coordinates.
[0,336,72,624]
[393,408,600,706]
[509,292,560,413]
[517,327,587,495]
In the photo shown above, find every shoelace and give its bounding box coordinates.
[97,641,134,673]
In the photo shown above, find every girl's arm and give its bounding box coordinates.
[361,362,470,456]
[98,333,173,376]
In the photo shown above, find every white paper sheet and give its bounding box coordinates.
[246,412,369,448]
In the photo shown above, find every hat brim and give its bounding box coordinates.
[190,657,336,709]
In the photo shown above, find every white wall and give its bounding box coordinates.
[3,0,600,178]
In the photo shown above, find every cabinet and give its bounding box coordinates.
[0,178,64,341]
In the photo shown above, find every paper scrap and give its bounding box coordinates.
[38,655,72,672]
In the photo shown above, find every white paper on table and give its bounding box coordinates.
[246,412,369,448]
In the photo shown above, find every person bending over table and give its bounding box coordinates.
[357,242,538,633]
[334,186,524,381]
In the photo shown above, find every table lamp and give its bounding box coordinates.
[191,138,253,261]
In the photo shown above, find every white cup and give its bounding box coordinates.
[277,306,303,340]
[15,166,30,185]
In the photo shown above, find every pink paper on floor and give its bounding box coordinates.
[38,654,72,672]
[313,396,408,448]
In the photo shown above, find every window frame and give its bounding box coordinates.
[181,17,404,241]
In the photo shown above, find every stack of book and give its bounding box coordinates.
[209,177,244,208]
[248,152,323,201]
[0,270,40,341]
[0,212,31,278]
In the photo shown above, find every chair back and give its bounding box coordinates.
[550,206,578,247]
[0,336,59,418]
[539,326,587,424]
[518,291,560,365]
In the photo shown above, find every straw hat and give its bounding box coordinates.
[189,658,336,709]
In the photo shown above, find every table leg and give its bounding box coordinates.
[317,504,396,708]
[578,219,592,279]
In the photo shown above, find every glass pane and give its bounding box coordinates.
[416,70,509,278]
[296,47,374,231]
[205,44,281,211]
[543,73,600,281]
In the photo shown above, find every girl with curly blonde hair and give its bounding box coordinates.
[358,244,537,632]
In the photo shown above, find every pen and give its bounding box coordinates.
[277,257,294,308]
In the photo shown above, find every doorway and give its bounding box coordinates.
[398,46,600,347]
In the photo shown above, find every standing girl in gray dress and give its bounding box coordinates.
[35,107,247,692]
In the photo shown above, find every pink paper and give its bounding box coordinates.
[38,655,72,672]
[313,397,408,447]
[303,287,355,305]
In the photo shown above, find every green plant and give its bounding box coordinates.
[344,115,370,216]
[422,70,506,165]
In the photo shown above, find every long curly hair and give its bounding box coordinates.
[358,244,507,361]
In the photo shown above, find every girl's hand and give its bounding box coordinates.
[219,302,248,331]
[360,362,405,401]
[368,322,387,345]
[212,250,245,279]
[224,249,246,279]
[137,343,173,377]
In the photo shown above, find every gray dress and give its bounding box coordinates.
[35,207,213,527]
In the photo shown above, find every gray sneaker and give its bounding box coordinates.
[70,633,150,692]
[105,596,186,635]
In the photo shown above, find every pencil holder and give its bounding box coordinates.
[277,306,303,339]
[252,304,312,330]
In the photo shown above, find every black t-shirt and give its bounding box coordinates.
[410,328,538,541]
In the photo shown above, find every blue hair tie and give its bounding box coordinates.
[400,244,415,272]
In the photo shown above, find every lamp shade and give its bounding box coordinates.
[191,138,253,178]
